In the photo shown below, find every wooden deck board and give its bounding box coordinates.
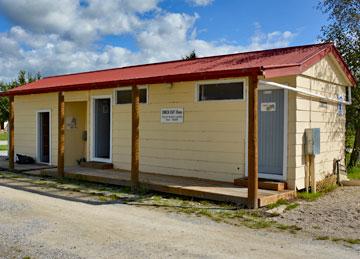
[37,166,295,207]
[0,158,56,172]
[0,161,295,207]
[234,178,286,191]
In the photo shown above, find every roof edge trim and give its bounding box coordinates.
[0,67,262,97]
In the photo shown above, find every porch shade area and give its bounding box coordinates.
[33,166,295,208]
[6,77,261,207]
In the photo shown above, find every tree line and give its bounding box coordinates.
[318,0,360,167]
[0,70,41,129]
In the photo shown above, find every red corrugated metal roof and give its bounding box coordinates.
[1,42,356,96]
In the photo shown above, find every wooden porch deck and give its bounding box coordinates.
[33,166,295,207]
[0,158,56,172]
[0,157,296,207]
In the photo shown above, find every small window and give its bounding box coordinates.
[116,88,147,104]
[198,82,244,101]
[319,101,327,109]
[345,87,351,102]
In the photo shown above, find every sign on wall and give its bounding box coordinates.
[261,102,276,112]
[66,117,77,129]
[337,95,344,116]
[161,108,184,123]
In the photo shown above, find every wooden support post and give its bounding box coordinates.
[305,155,310,192]
[57,91,65,177]
[310,155,316,193]
[247,75,259,209]
[131,85,140,192]
[8,96,14,171]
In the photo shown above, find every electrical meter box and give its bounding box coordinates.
[305,128,320,155]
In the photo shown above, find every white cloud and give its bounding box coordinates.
[0,0,80,37]
[187,0,214,7]
[248,23,296,50]
[0,0,296,82]
[0,34,20,58]
[136,13,199,61]
[0,0,160,44]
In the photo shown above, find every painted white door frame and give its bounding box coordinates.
[245,84,288,181]
[36,109,52,165]
[90,95,112,163]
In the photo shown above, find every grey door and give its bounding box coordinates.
[258,89,284,176]
[94,98,111,160]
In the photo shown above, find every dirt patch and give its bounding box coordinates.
[275,186,360,241]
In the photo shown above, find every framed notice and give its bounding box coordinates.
[161,108,184,123]
[261,102,276,112]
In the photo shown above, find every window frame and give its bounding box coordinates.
[114,85,149,105]
[36,109,52,165]
[195,79,246,103]
[345,86,352,103]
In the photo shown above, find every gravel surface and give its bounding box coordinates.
[275,186,360,240]
[0,176,110,205]
[0,185,359,259]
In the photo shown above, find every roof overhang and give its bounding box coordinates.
[262,44,357,86]
[0,43,356,98]
[0,67,262,97]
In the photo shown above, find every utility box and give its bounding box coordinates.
[305,128,320,155]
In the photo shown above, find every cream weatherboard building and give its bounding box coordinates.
[2,43,356,191]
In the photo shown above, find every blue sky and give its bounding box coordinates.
[0,0,329,81]
[161,0,328,46]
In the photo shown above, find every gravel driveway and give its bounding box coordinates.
[0,185,359,259]
[275,186,360,240]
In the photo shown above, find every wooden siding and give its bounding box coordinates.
[14,93,58,164]
[60,79,248,182]
[111,80,248,182]
[292,54,348,189]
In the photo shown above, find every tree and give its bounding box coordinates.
[183,50,197,60]
[0,71,41,129]
[318,0,360,168]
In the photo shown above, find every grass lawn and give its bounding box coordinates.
[348,166,360,180]
[297,183,337,201]
[0,132,8,141]
[0,145,7,151]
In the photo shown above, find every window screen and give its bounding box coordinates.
[198,82,244,101]
[116,88,147,104]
